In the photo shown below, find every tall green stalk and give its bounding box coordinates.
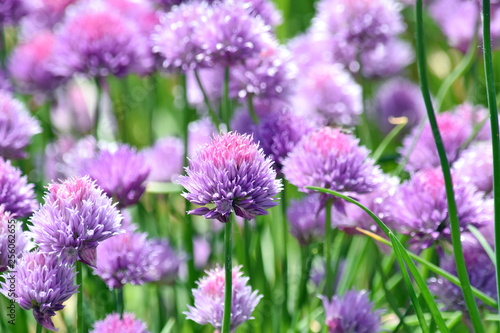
[116,288,124,317]
[76,261,84,333]
[194,70,220,128]
[482,0,500,317]
[0,29,5,70]
[36,323,43,333]
[222,216,233,333]
[281,181,289,321]
[324,198,334,297]
[415,1,484,331]
[222,67,231,128]
[94,77,103,140]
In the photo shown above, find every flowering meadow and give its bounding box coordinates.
[1,0,500,332]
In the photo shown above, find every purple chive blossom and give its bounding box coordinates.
[361,38,414,78]
[371,78,426,134]
[0,0,28,26]
[8,31,65,94]
[80,144,150,208]
[429,233,497,311]
[188,118,218,157]
[311,0,405,52]
[51,82,94,135]
[194,236,211,269]
[283,127,382,195]
[454,141,492,195]
[21,0,76,31]
[0,91,41,159]
[143,137,184,183]
[237,0,283,26]
[399,110,472,172]
[29,176,123,266]
[0,207,31,272]
[0,251,78,331]
[319,290,382,333]
[152,1,212,71]
[229,43,296,103]
[0,70,12,92]
[194,0,273,67]
[0,158,38,218]
[178,132,282,223]
[52,1,153,78]
[288,32,338,69]
[293,63,362,126]
[287,194,327,246]
[386,168,490,249]
[145,239,181,284]
[455,102,491,141]
[91,313,150,333]
[94,230,157,289]
[185,265,262,331]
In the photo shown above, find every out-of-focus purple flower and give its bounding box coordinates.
[0,0,28,26]
[185,265,262,331]
[149,0,182,11]
[8,31,65,94]
[52,1,154,78]
[319,290,381,333]
[107,0,159,36]
[238,0,282,26]
[429,234,496,311]
[361,38,414,78]
[0,91,41,159]
[0,251,78,331]
[229,43,296,103]
[91,313,150,333]
[283,127,382,195]
[386,168,490,249]
[178,132,282,223]
[188,118,217,157]
[94,230,157,289]
[293,63,362,126]
[400,110,472,172]
[21,0,76,32]
[454,141,492,196]
[0,207,31,272]
[0,158,38,218]
[371,78,425,134]
[29,176,123,266]
[455,102,491,141]
[145,239,181,284]
[287,194,326,245]
[143,137,184,183]
[80,145,150,207]
[193,236,211,269]
[288,32,339,69]
[0,70,12,92]
[311,0,404,52]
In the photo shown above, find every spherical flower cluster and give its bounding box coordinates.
[0,251,78,331]
[52,1,154,78]
[144,239,181,284]
[0,91,41,159]
[311,0,405,52]
[0,0,28,26]
[283,127,381,195]
[91,313,150,333]
[80,144,150,207]
[428,234,496,311]
[0,207,31,272]
[185,265,262,331]
[0,70,12,92]
[21,0,76,32]
[454,141,492,195]
[143,137,184,183]
[293,63,362,126]
[400,110,472,172]
[8,31,65,94]
[29,176,123,266]
[238,0,282,27]
[371,78,425,134]
[0,158,38,218]
[361,38,414,78]
[319,290,382,333]
[287,194,326,245]
[178,132,282,223]
[386,168,490,249]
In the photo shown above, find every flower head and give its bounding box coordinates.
[91,313,150,333]
[361,38,414,78]
[283,127,381,195]
[454,141,493,195]
[80,144,150,208]
[319,290,382,333]
[287,194,326,245]
[0,157,38,218]
[145,239,181,284]
[29,176,123,266]
[0,0,28,26]
[0,207,31,272]
[386,168,490,249]
[0,91,41,159]
[0,251,78,331]
[143,137,184,183]
[185,265,262,331]
[178,132,282,223]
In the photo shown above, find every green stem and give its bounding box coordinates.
[281,182,289,321]
[0,29,5,70]
[247,94,259,124]
[416,1,484,331]
[222,67,231,128]
[116,288,124,317]
[194,70,220,128]
[148,75,156,144]
[76,261,84,333]
[483,0,500,318]
[94,77,103,140]
[371,121,407,163]
[293,245,313,332]
[324,198,334,297]
[394,117,426,175]
[222,217,233,333]
[36,323,43,333]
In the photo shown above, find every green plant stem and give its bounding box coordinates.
[222,67,231,128]
[0,29,5,70]
[194,70,220,128]
[394,118,426,175]
[94,77,103,140]
[469,225,496,266]
[222,217,233,333]
[281,181,289,320]
[371,121,407,163]
[116,288,124,317]
[247,94,259,124]
[148,75,156,144]
[482,0,500,318]
[324,198,334,297]
[415,1,484,331]
[76,261,84,333]
[293,245,313,332]
[36,323,43,333]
